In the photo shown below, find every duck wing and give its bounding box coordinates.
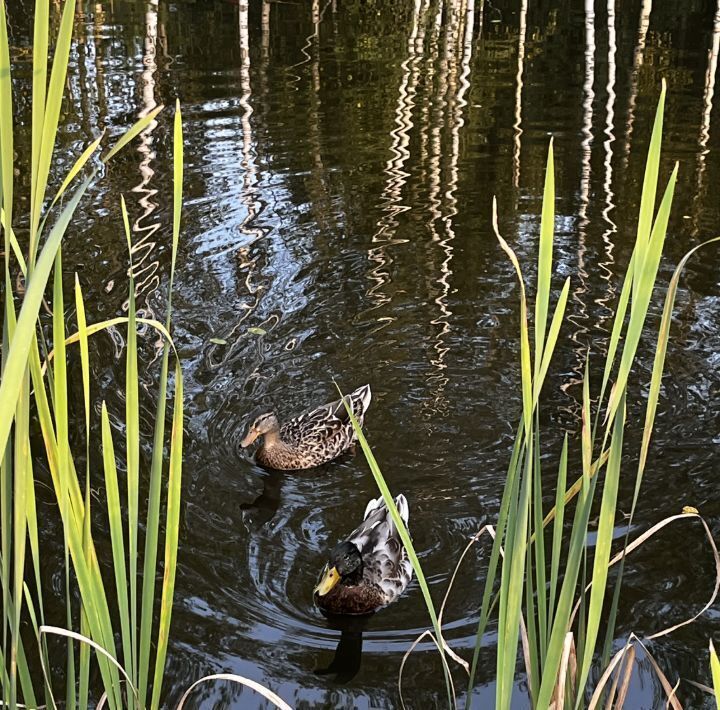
[280,384,372,447]
[348,494,413,606]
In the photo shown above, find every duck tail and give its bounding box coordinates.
[363,493,410,527]
[363,495,383,520]
[350,384,372,417]
[394,494,410,526]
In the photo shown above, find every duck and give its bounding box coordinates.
[314,494,413,615]
[240,384,372,470]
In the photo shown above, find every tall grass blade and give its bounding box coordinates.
[0,0,14,229]
[534,137,554,377]
[30,0,77,264]
[575,395,626,707]
[75,275,92,710]
[548,435,568,629]
[598,85,665,422]
[29,0,49,251]
[710,641,720,708]
[100,404,132,678]
[120,195,140,698]
[139,100,183,708]
[536,462,594,707]
[467,420,525,704]
[52,249,76,710]
[606,164,678,427]
[0,178,91,459]
[342,394,456,709]
[101,106,164,164]
[150,361,184,710]
[532,418,547,662]
[11,368,30,708]
[602,236,720,666]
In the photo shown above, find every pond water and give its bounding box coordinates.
[8,0,720,707]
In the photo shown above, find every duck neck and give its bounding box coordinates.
[343,563,364,586]
[262,428,283,448]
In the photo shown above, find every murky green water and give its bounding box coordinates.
[8,0,720,706]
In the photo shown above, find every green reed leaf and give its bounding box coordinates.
[150,362,184,710]
[534,137,554,379]
[102,105,164,164]
[30,0,76,264]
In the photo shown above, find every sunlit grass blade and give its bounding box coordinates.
[29,0,49,244]
[49,134,104,212]
[30,0,77,264]
[536,466,593,708]
[150,362,184,710]
[533,277,570,406]
[139,100,183,709]
[498,446,531,710]
[52,248,76,710]
[1,210,27,277]
[0,178,91,459]
[23,440,52,706]
[101,105,164,164]
[548,435,568,629]
[120,195,140,698]
[491,195,535,710]
[0,0,14,230]
[598,85,665,425]
[100,404,132,677]
[602,235,720,667]
[532,418,547,661]
[341,391,456,710]
[710,641,720,708]
[575,394,626,706]
[606,164,678,427]
[11,367,30,708]
[467,420,525,704]
[534,137,554,378]
[631,79,666,300]
[75,275,92,710]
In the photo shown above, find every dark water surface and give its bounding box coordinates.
[9,0,720,706]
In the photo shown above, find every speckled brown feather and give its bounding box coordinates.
[314,581,385,615]
[255,384,371,470]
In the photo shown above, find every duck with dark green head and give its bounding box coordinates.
[314,494,412,615]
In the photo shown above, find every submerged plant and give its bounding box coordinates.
[348,82,720,709]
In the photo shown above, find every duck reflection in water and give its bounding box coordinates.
[238,468,284,528]
[314,613,370,683]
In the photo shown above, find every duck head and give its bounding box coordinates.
[240,412,280,448]
[315,541,364,596]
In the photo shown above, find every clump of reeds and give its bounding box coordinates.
[1,2,296,706]
[348,82,720,709]
[0,0,186,705]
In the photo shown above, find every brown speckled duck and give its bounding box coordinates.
[240,384,372,470]
[314,494,413,615]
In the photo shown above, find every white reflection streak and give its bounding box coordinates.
[623,0,651,171]
[512,0,528,189]
[366,0,428,317]
[238,0,263,245]
[597,0,617,327]
[564,0,594,395]
[429,0,474,414]
[130,0,160,313]
[693,0,720,234]
[261,0,270,59]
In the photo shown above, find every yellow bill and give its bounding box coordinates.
[314,566,341,596]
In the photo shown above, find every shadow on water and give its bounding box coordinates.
[10,0,720,706]
[314,615,371,683]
